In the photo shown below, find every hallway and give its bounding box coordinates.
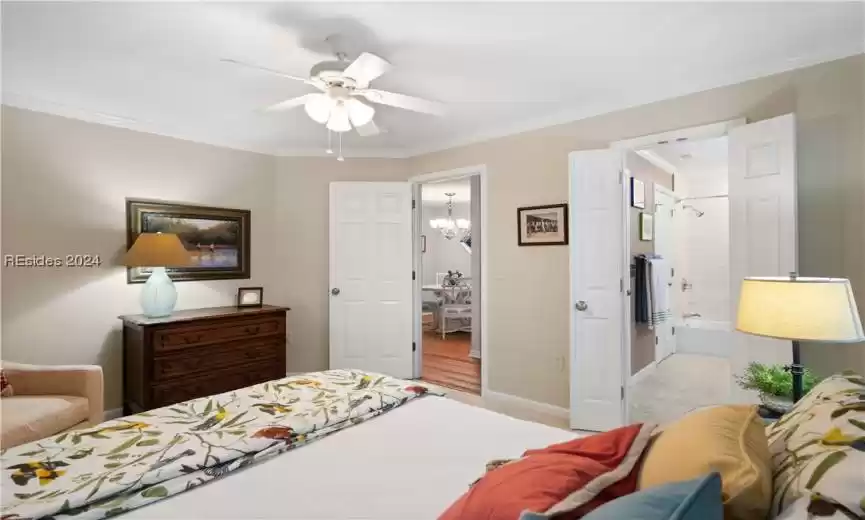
[421,331,480,394]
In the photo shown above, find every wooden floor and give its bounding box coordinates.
[421,331,481,394]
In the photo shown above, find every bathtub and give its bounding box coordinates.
[675,318,732,358]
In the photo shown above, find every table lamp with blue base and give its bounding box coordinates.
[123,232,193,318]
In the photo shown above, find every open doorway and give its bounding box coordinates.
[569,115,797,431]
[627,136,733,424]
[414,174,482,394]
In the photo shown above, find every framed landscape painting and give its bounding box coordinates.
[517,203,569,246]
[126,199,251,283]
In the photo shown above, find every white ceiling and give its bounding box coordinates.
[3,2,863,158]
[648,136,729,177]
[421,179,471,205]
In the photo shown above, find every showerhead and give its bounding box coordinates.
[682,204,705,217]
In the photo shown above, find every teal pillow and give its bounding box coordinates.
[582,473,723,520]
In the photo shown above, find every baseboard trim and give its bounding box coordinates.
[483,390,570,422]
[629,361,658,387]
[104,408,124,421]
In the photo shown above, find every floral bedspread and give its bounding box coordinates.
[1,370,430,520]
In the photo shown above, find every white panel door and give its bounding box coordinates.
[330,182,414,378]
[653,186,676,362]
[729,114,797,402]
[569,149,626,431]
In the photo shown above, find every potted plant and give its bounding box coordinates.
[736,362,822,413]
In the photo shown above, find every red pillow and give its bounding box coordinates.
[438,423,654,520]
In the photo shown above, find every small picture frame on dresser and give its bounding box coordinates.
[236,287,264,308]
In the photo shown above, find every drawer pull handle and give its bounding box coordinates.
[184,335,203,344]
[246,326,261,335]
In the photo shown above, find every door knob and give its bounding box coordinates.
[331,288,340,296]
[575,300,588,311]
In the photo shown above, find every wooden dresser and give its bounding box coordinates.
[119,305,289,414]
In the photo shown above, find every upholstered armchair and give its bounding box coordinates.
[1,362,104,448]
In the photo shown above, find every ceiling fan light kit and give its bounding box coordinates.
[347,98,375,127]
[326,102,352,133]
[224,41,446,160]
[304,94,335,123]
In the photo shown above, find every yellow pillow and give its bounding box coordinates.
[638,405,772,520]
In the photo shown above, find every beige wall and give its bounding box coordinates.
[3,53,863,414]
[0,107,411,411]
[1,106,279,410]
[409,54,865,408]
[627,152,673,375]
[272,157,409,373]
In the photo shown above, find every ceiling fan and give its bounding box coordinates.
[222,49,446,140]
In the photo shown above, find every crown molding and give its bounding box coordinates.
[274,147,410,159]
[402,47,865,158]
[2,93,409,160]
[4,45,862,162]
[635,150,679,176]
[2,92,279,156]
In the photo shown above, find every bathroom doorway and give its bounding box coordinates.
[627,134,734,424]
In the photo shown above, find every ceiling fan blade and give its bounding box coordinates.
[355,120,381,137]
[264,93,317,112]
[221,58,316,86]
[357,89,445,116]
[342,52,391,87]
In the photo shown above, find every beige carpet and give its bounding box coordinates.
[629,353,731,425]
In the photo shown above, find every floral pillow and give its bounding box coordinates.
[765,371,865,518]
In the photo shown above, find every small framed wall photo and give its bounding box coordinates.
[640,213,654,241]
[631,178,646,209]
[236,287,264,308]
[517,203,569,246]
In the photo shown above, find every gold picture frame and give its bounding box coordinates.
[126,198,251,283]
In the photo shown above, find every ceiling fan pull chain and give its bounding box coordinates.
[326,129,333,154]
[337,132,345,162]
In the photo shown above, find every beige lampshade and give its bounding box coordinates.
[736,276,865,342]
[123,233,193,268]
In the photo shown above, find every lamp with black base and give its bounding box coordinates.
[736,273,865,406]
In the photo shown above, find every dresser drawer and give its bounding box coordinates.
[152,338,281,382]
[153,316,284,353]
[151,361,283,408]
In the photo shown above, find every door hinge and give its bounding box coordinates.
[671,267,675,277]
[618,170,624,185]
[672,326,676,336]
[412,271,416,281]
[412,199,416,209]
[655,336,659,345]
[620,278,624,293]
[412,342,416,352]
[620,386,625,400]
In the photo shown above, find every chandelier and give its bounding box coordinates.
[429,193,470,240]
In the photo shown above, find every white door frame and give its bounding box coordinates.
[607,118,746,421]
[409,165,489,396]
[653,183,677,362]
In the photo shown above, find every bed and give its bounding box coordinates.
[123,396,574,520]
[1,370,576,520]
